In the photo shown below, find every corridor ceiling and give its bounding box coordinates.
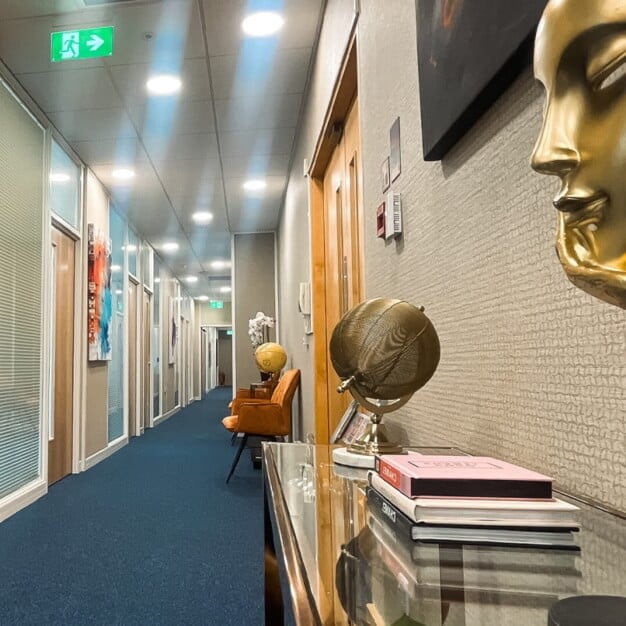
[0,0,324,300]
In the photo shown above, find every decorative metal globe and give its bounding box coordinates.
[254,342,287,374]
[330,298,440,455]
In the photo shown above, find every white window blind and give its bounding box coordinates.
[0,81,44,499]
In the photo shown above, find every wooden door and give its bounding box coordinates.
[142,290,151,429]
[48,226,75,484]
[128,279,138,437]
[315,96,363,442]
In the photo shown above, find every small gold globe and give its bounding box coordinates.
[254,342,287,374]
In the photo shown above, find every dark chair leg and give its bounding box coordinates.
[231,432,237,445]
[226,434,248,483]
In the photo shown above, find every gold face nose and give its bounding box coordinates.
[530,145,579,177]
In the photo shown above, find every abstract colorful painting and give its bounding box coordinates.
[87,223,112,361]
[416,0,547,160]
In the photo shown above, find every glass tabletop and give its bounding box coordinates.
[263,442,626,626]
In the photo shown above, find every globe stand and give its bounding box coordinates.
[332,385,409,468]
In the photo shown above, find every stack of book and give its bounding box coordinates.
[367,453,580,549]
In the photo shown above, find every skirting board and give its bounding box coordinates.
[153,406,180,426]
[84,435,128,471]
[0,478,47,524]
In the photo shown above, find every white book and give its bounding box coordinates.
[368,471,579,527]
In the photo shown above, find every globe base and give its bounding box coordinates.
[332,447,376,469]
[347,418,404,456]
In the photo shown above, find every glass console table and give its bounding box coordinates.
[262,442,626,625]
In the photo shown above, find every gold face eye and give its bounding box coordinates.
[587,33,626,90]
[596,57,626,89]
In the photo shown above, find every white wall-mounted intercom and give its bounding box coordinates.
[385,192,402,239]
[298,282,311,315]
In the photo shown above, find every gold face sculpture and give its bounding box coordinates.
[531,0,626,308]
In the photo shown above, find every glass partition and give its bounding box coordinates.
[107,209,125,442]
[127,228,139,278]
[141,243,153,290]
[49,138,80,229]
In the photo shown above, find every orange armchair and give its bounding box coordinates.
[222,369,300,482]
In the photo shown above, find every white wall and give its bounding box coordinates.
[278,0,626,512]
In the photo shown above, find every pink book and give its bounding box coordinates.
[375,454,553,499]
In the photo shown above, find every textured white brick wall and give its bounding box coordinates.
[357,0,626,511]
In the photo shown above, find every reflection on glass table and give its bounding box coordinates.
[263,442,626,626]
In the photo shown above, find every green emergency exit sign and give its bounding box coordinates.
[210,300,224,309]
[51,26,114,62]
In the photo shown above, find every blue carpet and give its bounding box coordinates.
[0,387,263,625]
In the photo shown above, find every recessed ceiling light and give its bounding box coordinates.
[154,277,161,283]
[184,275,198,283]
[243,179,267,192]
[111,264,122,272]
[220,286,232,293]
[115,289,123,295]
[242,11,284,37]
[161,242,179,253]
[146,74,182,95]
[195,295,209,302]
[192,211,213,225]
[112,168,135,180]
[210,260,229,270]
[50,172,71,183]
[122,244,137,252]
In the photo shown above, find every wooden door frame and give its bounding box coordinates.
[309,36,360,445]
[51,216,83,476]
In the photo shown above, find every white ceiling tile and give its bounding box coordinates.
[219,127,295,157]
[48,107,137,141]
[224,175,286,196]
[109,58,211,107]
[0,2,203,75]
[229,210,281,234]
[153,157,225,215]
[71,137,146,166]
[221,153,290,178]
[144,132,218,161]
[104,1,205,66]
[215,93,302,132]
[169,188,225,215]
[210,47,311,100]
[155,157,221,190]
[202,0,323,57]
[17,66,122,111]
[225,175,286,231]
[0,0,85,19]
[127,99,215,135]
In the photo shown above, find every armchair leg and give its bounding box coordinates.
[226,434,249,483]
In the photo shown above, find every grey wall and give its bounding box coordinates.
[199,301,232,326]
[234,233,276,390]
[277,0,626,512]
